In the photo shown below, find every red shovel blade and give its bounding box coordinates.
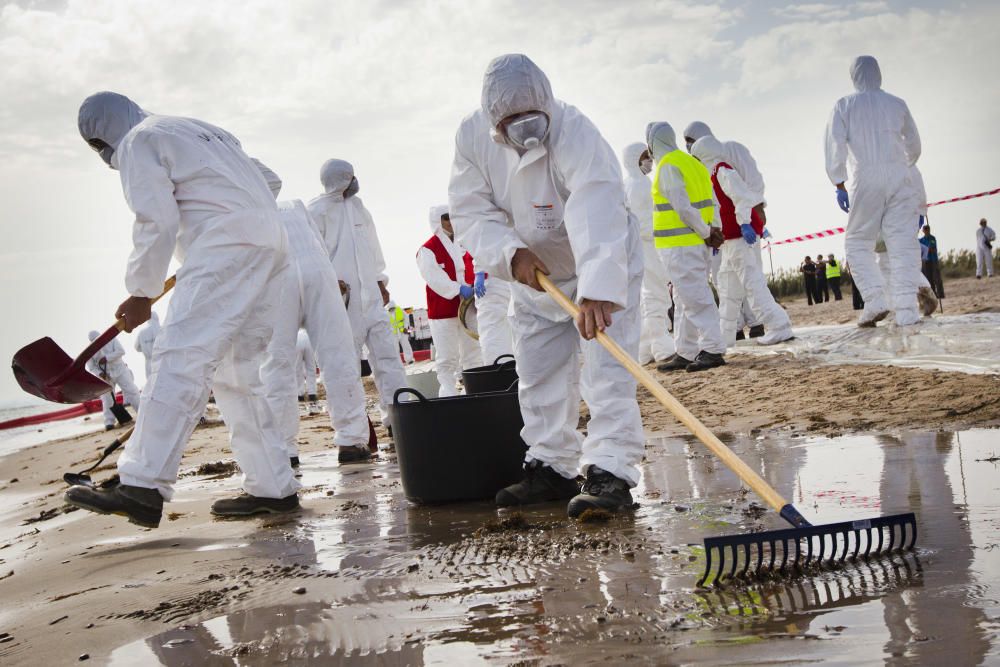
[12,336,111,404]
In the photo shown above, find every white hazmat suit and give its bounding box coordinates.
[977,222,996,278]
[622,142,674,364]
[647,122,726,362]
[261,200,370,459]
[449,54,645,486]
[85,330,141,428]
[825,56,922,326]
[133,312,160,379]
[474,270,515,366]
[416,206,482,395]
[691,136,793,347]
[77,92,298,501]
[308,161,407,427]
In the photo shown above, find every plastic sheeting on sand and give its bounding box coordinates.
[733,313,1000,375]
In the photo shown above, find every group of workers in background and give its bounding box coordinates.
[62,52,954,529]
[800,254,844,305]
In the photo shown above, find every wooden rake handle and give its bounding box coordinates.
[536,271,789,512]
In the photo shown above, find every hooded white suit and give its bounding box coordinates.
[307,160,407,427]
[691,136,793,347]
[825,56,922,326]
[473,268,514,367]
[448,54,644,486]
[86,330,142,428]
[622,142,674,364]
[77,91,298,501]
[133,312,160,379]
[416,206,483,396]
[260,199,370,458]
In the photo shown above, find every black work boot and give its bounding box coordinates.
[338,445,372,464]
[686,351,726,372]
[211,493,300,517]
[656,354,693,372]
[748,325,765,338]
[567,466,634,518]
[64,483,163,528]
[735,329,746,341]
[496,460,579,507]
[289,456,300,468]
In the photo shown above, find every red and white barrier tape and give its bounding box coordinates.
[926,187,1000,208]
[765,186,999,247]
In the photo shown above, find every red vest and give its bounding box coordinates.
[421,234,474,319]
[711,162,765,241]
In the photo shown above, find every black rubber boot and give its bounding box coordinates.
[496,460,579,507]
[686,351,726,372]
[656,355,693,372]
[735,330,746,341]
[338,445,372,464]
[748,325,766,338]
[211,493,300,517]
[289,456,300,468]
[567,466,634,518]
[64,483,163,528]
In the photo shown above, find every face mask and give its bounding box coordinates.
[344,176,360,199]
[639,157,653,175]
[685,139,695,153]
[87,138,115,168]
[504,112,549,150]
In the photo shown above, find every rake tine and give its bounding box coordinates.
[805,534,814,567]
[887,522,897,552]
[875,524,885,556]
[755,540,765,577]
[727,544,740,581]
[778,538,790,574]
[839,529,851,564]
[794,536,803,572]
[741,542,752,579]
[908,518,919,549]
[817,532,827,564]
[851,529,863,561]
[767,539,777,575]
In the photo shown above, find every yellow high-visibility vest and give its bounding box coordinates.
[650,150,715,249]
[390,306,407,334]
[826,261,841,279]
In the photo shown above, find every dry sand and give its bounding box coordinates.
[0,275,997,664]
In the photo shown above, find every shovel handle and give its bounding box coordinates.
[535,271,789,513]
[65,276,177,378]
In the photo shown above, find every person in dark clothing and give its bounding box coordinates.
[845,260,864,310]
[815,257,829,302]
[919,224,945,298]
[826,253,843,300]
[800,256,817,306]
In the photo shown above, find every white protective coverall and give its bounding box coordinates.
[474,270,515,366]
[86,330,142,427]
[133,312,160,379]
[648,122,726,361]
[622,142,674,364]
[449,54,645,486]
[308,161,407,427]
[684,121,764,332]
[386,301,416,364]
[691,136,793,347]
[295,329,317,397]
[876,166,935,299]
[416,206,483,395]
[825,56,922,326]
[977,223,996,277]
[77,92,298,501]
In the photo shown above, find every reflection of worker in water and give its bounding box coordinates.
[877,432,989,663]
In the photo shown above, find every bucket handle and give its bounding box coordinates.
[492,354,516,369]
[504,378,519,392]
[394,387,428,405]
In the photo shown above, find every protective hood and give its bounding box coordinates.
[481,53,554,130]
[385,300,396,310]
[319,159,355,202]
[683,120,713,144]
[78,91,149,167]
[646,122,677,162]
[851,55,882,92]
[88,330,100,342]
[428,205,449,234]
[622,142,647,178]
[690,135,727,170]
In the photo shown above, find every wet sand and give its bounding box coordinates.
[0,278,998,665]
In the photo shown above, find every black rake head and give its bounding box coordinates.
[698,512,917,588]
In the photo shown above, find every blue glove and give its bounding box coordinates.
[474,272,487,298]
[836,188,850,213]
[740,223,757,245]
[459,284,474,300]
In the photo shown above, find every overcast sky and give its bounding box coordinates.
[1,0,998,406]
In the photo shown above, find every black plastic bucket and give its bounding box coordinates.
[390,387,527,504]
[461,354,518,395]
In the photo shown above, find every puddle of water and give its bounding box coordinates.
[109,428,1000,665]
[736,313,1000,374]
